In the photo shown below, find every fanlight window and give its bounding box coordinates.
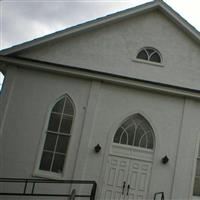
[113,114,154,150]
[136,47,162,63]
[39,95,75,173]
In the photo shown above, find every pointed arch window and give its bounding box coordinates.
[39,95,75,174]
[113,114,154,150]
[136,47,162,63]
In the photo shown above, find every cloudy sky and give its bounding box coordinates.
[0,0,200,87]
[1,0,200,51]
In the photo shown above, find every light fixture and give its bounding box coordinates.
[162,155,169,164]
[94,144,101,153]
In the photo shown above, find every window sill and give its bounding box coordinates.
[192,196,200,200]
[131,58,164,67]
[33,169,64,180]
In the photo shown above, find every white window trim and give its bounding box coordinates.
[131,58,164,67]
[136,47,163,62]
[113,114,155,150]
[33,95,75,179]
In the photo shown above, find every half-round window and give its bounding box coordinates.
[113,114,154,150]
[136,47,162,63]
[39,95,75,174]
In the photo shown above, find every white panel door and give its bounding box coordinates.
[101,156,152,200]
[101,156,130,200]
[126,159,152,200]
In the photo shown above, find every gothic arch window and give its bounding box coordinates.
[113,114,154,150]
[39,95,75,174]
[136,47,162,63]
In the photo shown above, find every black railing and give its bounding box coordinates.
[0,177,97,199]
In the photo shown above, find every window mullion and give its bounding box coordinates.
[144,49,150,61]
[149,51,156,58]
[52,111,73,117]
[133,124,138,146]
[58,97,67,133]
[49,134,59,171]
[40,95,75,174]
[50,97,67,172]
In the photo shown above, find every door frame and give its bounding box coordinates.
[97,110,157,199]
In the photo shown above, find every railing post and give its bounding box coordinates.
[90,181,97,200]
[161,192,164,200]
[23,180,28,194]
[31,182,35,194]
[69,189,76,200]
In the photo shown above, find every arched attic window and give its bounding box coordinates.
[136,47,162,63]
[39,95,75,174]
[113,114,154,150]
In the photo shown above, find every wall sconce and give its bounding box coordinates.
[161,155,169,164]
[94,144,101,153]
[154,192,164,200]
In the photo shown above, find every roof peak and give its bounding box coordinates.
[0,0,199,55]
[154,0,164,5]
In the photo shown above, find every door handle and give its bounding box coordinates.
[122,181,126,195]
[127,184,130,195]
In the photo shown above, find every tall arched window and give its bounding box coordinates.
[113,114,154,150]
[136,47,162,63]
[39,95,75,173]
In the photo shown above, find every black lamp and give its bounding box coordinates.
[94,144,101,153]
[162,155,169,164]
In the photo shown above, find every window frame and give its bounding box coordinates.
[113,114,155,151]
[33,94,75,179]
[135,47,163,65]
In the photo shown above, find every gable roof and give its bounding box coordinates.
[0,0,200,56]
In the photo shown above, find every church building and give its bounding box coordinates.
[0,0,200,199]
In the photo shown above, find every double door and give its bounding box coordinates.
[101,155,152,200]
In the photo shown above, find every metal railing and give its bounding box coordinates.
[0,177,97,199]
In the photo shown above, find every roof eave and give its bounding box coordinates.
[157,1,200,44]
[0,1,156,56]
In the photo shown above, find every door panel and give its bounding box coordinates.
[126,160,151,200]
[101,156,152,200]
[101,156,129,200]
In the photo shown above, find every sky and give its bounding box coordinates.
[0,0,200,88]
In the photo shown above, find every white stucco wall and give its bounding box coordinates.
[1,65,200,199]
[0,67,91,180]
[17,10,200,90]
[76,82,184,199]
